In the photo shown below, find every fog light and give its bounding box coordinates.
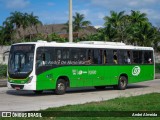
[27,76,33,83]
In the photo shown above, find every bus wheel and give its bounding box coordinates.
[117,76,128,90]
[33,90,43,94]
[55,79,66,95]
[94,86,106,90]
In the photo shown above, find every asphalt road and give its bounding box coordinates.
[0,79,160,111]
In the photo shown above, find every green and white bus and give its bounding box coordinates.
[7,41,154,94]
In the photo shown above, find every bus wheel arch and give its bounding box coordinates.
[57,76,70,88]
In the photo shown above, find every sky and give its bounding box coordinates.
[0,0,160,27]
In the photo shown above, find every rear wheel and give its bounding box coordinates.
[55,79,66,95]
[116,76,128,90]
[94,86,106,90]
[113,76,128,90]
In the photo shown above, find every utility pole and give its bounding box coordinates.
[69,0,73,42]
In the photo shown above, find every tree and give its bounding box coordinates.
[64,12,91,40]
[129,10,148,24]
[73,12,91,32]
[1,11,41,43]
[27,12,42,27]
[130,23,157,46]
[104,11,126,42]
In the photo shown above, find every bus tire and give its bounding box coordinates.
[94,86,106,90]
[117,76,128,90]
[33,90,43,94]
[55,79,66,95]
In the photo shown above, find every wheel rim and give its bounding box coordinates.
[120,79,126,88]
[58,83,65,91]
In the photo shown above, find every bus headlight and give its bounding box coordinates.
[27,76,33,83]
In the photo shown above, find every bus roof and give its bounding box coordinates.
[12,40,154,51]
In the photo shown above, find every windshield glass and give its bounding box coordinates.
[8,44,35,79]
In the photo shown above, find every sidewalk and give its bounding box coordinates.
[0,79,7,87]
[0,74,160,87]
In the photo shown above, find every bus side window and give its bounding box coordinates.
[144,51,153,64]
[86,49,93,64]
[62,49,70,60]
[103,50,107,64]
[107,49,113,64]
[36,47,45,67]
[113,50,118,64]
[122,50,131,64]
[133,51,142,64]
[79,49,86,63]
[55,49,62,64]
[93,49,102,64]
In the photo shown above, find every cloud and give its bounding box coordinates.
[3,0,30,9]
[90,0,159,8]
[36,11,68,24]
[140,8,160,22]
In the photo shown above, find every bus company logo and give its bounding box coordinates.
[78,70,83,75]
[132,66,141,76]
[72,70,77,75]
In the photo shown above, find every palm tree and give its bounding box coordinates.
[130,10,148,24]
[1,21,14,44]
[8,11,23,29]
[131,23,156,46]
[27,12,42,27]
[104,24,117,41]
[73,12,91,32]
[104,11,125,42]
[127,11,151,45]
[63,12,91,40]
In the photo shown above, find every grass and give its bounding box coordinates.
[1,93,160,120]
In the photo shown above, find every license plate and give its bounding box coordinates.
[15,87,20,90]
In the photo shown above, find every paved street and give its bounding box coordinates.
[0,79,160,111]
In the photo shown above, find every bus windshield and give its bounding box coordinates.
[8,44,35,79]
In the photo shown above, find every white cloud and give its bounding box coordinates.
[36,11,68,24]
[91,0,159,8]
[4,0,30,9]
[140,9,160,20]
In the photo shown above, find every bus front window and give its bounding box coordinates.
[8,44,35,79]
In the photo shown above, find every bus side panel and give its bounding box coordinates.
[115,65,154,84]
[129,65,154,83]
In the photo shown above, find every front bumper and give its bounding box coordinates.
[7,81,36,90]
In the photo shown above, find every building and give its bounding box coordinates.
[0,46,10,64]
[15,24,97,40]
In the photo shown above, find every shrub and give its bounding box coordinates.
[0,64,7,78]
[155,63,160,73]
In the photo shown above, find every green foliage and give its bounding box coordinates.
[48,33,67,42]
[84,10,160,49]
[0,64,7,78]
[155,63,160,73]
[0,10,160,49]
[0,11,42,45]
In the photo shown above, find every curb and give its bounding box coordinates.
[0,80,7,87]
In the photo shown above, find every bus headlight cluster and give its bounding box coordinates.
[27,76,33,83]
